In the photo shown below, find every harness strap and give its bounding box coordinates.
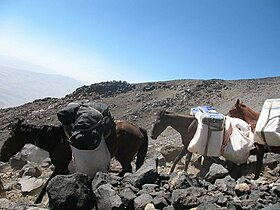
[204,121,211,156]
[103,129,112,139]
[261,131,271,152]
[221,119,233,153]
[76,117,103,132]
[260,101,274,152]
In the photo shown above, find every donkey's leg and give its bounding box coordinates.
[35,142,72,204]
[35,155,71,203]
[255,145,265,179]
[184,152,193,172]
[170,147,187,173]
[115,143,134,176]
[135,127,148,171]
[34,168,69,204]
[115,153,133,176]
[34,175,51,204]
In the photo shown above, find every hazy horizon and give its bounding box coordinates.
[0,66,83,108]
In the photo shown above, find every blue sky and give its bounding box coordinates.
[0,0,279,85]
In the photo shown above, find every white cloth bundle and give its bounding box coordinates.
[221,116,254,164]
[68,135,111,178]
[188,111,224,157]
[254,98,280,146]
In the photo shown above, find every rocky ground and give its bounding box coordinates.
[0,77,280,209]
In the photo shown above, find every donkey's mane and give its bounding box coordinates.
[240,103,260,120]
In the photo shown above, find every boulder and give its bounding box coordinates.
[47,173,96,210]
[122,158,158,188]
[94,183,123,210]
[205,163,229,183]
[18,177,44,193]
[19,162,42,178]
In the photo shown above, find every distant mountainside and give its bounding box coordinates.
[0,66,83,108]
[0,77,280,207]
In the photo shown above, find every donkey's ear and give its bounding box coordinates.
[159,109,165,116]
[15,118,24,125]
[236,98,240,105]
[8,118,24,130]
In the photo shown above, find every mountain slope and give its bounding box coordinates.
[0,76,279,130]
[0,66,83,108]
[0,77,280,205]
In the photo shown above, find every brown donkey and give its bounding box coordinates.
[228,99,280,179]
[151,110,198,173]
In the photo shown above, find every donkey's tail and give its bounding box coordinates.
[136,127,149,170]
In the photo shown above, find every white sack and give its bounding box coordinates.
[188,111,224,157]
[221,116,254,164]
[68,135,111,178]
[254,98,280,146]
